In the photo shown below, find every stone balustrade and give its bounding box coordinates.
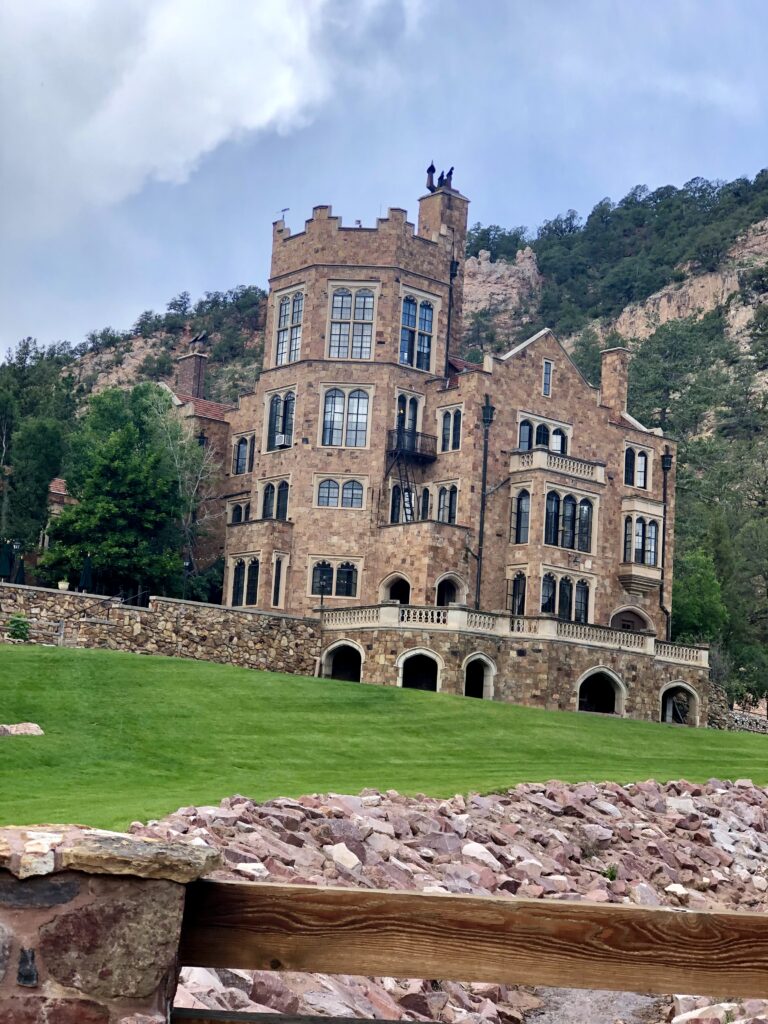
[322,603,709,667]
[509,448,606,484]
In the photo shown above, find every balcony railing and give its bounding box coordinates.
[386,428,438,461]
[510,448,606,484]
[321,604,709,666]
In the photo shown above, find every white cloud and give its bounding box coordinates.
[0,0,421,237]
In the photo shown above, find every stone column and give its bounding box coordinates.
[0,826,218,1023]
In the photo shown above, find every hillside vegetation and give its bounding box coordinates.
[1,647,767,830]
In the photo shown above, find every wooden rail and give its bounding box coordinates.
[177,880,768,1002]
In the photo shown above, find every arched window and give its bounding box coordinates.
[276,292,302,364]
[244,502,250,521]
[396,393,407,427]
[448,485,458,524]
[519,420,533,451]
[231,504,243,524]
[634,517,646,564]
[345,390,368,447]
[577,498,593,552]
[437,487,449,522]
[574,580,589,624]
[335,562,358,597]
[341,480,364,508]
[452,410,461,450]
[441,411,451,452]
[421,487,430,520]
[514,489,530,544]
[399,296,417,366]
[246,559,259,605]
[267,394,282,450]
[558,577,573,620]
[233,437,248,474]
[282,392,295,445]
[318,479,339,507]
[645,520,658,566]
[311,561,333,596]
[391,484,401,524]
[623,516,633,562]
[509,572,526,615]
[248,435,255,471]
[354,288,374,322]
[276,297,290,364]
[276,481,289,520]
[545,491,560,546]
[541,573,556,614]
[289,292,303,361]
[231,560,245,606]
[262,483,275,519]
[561,495,577,549]
[636,451,648,488]
[552,428,567,455]
[402,487,416,523]
[417,301,433,370]
[624,448,635,485]
[322,389,345,446]
[535,423,550,448]
[408,397,419,433]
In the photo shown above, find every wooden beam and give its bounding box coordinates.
[178,880,768,998]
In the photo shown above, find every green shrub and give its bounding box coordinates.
[8,613,30,641]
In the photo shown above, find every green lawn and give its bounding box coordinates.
[1,646,766,830]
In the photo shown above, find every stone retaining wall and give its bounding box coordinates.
[729,710,768,734]
[0,583,322,676]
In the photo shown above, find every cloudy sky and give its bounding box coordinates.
[1,0,766,347]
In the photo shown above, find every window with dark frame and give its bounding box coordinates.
[231,559,245,606]
[543,359,553,396]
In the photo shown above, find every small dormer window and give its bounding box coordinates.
[542,360,553,397]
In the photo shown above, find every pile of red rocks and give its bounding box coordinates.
[129,778,768,1024]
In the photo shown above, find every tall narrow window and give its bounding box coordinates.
[391,484,401,524]
[441,411,451,452]
[318,479,339,507]
[244,502,250,521]
[510,572,526,615]
[448,484,458,524]
[624,448,635,485]
[246,559,259,605]
[322,389,345,446]
[231,504,243,525]
[402,487,415,523]
[276,297,290,365]
[541,573,556,614]
[231,560,245,606]
[437,487,449,522]
[341,480,364,508]
[276,293,302,365]
[542,360,553,396]
[535,423,550,448]
[636,451,648,488]
[262,483,275,519]
[552,428,567,455]
[645,520,658,566]
[452,410,462,450]
[329,288,352,357]
[558,577,573,620]
[574,580,589,624]
[276,481,289,520]
[345,389,368,447]
[519,420,533,451]
[282,392,295,445]
[335,562,358,597]
[421,487,430,520]
[623,516,633,562]
[272,557,283,607]
[352,290,374,359]
[545,491,560,545]
[416,301,433,370]
[233,438,248,474]
[407,396,419,433]
[311,561,333,596]
[400,297,417,365]
[634,517,646,564]
[514,489,530,544]
[289,292,303,361]
[577,498,593,553]
[267,395,281,450]
[248,436,255,471]
[561,495,577,549]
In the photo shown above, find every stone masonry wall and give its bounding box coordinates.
[0,583,322,676]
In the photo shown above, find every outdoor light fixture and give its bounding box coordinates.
[482,395,496,429]
[661,448,673,473]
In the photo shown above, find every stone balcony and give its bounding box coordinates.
[618,560,663,594]
[509,448,606,484]
[321,603,709,668]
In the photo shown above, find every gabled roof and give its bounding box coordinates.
[499,327,598,392]
[447,354,481,373]
[163,384,234,423]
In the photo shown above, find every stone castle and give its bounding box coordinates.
[166,167,709,724]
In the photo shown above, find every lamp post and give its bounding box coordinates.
[474,394,496,609]
[660,445,673,641]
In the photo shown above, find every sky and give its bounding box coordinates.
[1,0,766,347]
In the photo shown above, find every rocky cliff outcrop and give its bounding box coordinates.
[463,248,543,347]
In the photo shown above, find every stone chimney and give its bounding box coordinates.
[175,352,207,398]
[600,347,630,417]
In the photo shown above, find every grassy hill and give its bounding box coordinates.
[1,646,766,831]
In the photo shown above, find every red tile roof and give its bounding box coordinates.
[174,391,234,422]
[49,477,69,495]
[447,355,481,373]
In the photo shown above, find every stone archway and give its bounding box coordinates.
[577,668,626,716]
[610,606,653,632]
[380,573,412,604]
[322,642,363,682]
[660,683,700,727]
[462,654,496,699]
[397,648,442,692]
[435,573,467,607]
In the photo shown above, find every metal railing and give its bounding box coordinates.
[386,428,438,460]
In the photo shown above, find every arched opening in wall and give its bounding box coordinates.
[578,670,624,715]
[401,653,438,692]
[327,644,362,682]
[660,684,699,727]
[610,607,652,632]
[436,578,457,606]
[387,576,411,604]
